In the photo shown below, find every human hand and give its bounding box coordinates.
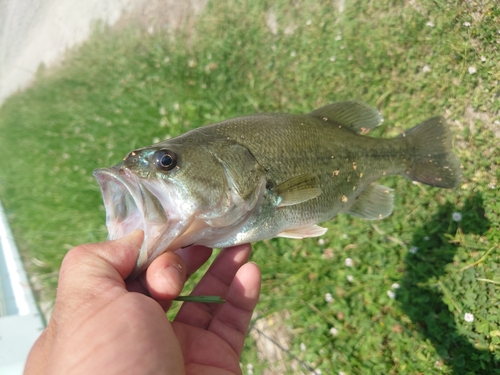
[24,230,261,375]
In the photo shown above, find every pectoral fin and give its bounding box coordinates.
[277,224,328,239]
[273,174,321,207]
[347,184,394,220]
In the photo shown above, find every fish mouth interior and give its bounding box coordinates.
[93,165,172,263]
[95,167,188,278]
[94,168,148,241]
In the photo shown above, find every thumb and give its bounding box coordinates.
[57,230,144,304]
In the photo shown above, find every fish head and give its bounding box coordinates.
[94,139,266,278]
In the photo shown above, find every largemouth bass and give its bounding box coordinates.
[94,101,461,278]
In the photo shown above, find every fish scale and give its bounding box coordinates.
[203,114,405,222]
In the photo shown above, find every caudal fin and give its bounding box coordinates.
[402,116,461,188]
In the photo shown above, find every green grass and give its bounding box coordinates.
[1,0,499,373]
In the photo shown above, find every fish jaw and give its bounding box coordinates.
[93,167,193,278]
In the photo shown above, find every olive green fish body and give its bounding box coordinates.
[172,115,404,244]
[94,101,461,277]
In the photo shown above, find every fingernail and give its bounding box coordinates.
[127,229,144,239]
[118,230,144,245]
[162,263,184,293]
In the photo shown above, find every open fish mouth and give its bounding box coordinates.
[94,167,173,276]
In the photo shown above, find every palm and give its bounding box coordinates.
[173,324,240,374]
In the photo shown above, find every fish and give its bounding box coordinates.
[94,101,461,278]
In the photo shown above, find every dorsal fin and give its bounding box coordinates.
[309,101,383,134]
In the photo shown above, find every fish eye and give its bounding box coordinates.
[155,149,177,171]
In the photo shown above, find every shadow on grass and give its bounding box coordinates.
[397,192,499,374]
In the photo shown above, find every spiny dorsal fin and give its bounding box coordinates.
[347,183,394,220]
[273,174,321,207]
[309,101,383,134]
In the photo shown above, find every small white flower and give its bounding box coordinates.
[387,290,396,299]
[391,283,400,289]
[306,20,312,26]
[325,293,334,303]
[284,25,297,35]
[152,137,160,144]
[452,212,462,222]
[481,56,487,62]
[329,327,339,336]
[424,236,430,241]
[426,21,435,27]
[422,64,431,73]
[344,258,354,267]
[468,66,477,74]
[409,246,419,254]
[318,238,325,245]
[348,55,353,61]
[342,233,348,239]
[290,51,296,57]
[464,312,474,322]
[488,182,496,189]
[339,372,346,375]
[346,275,354,283]
[335,32,342,41]
[300,342,306,351]
[329,56,336,62]
[463,21,471,27]
[247,363,254,375]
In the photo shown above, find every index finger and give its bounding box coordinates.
[174,243,253,328]
[125,245,213,313]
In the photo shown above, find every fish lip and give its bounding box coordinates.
[93,166,171,272]
[93,166,146,239]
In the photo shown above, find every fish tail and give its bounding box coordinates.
[401,116,462,188]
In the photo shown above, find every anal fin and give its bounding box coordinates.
[347,184,394,220]
[277,224,328,239]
